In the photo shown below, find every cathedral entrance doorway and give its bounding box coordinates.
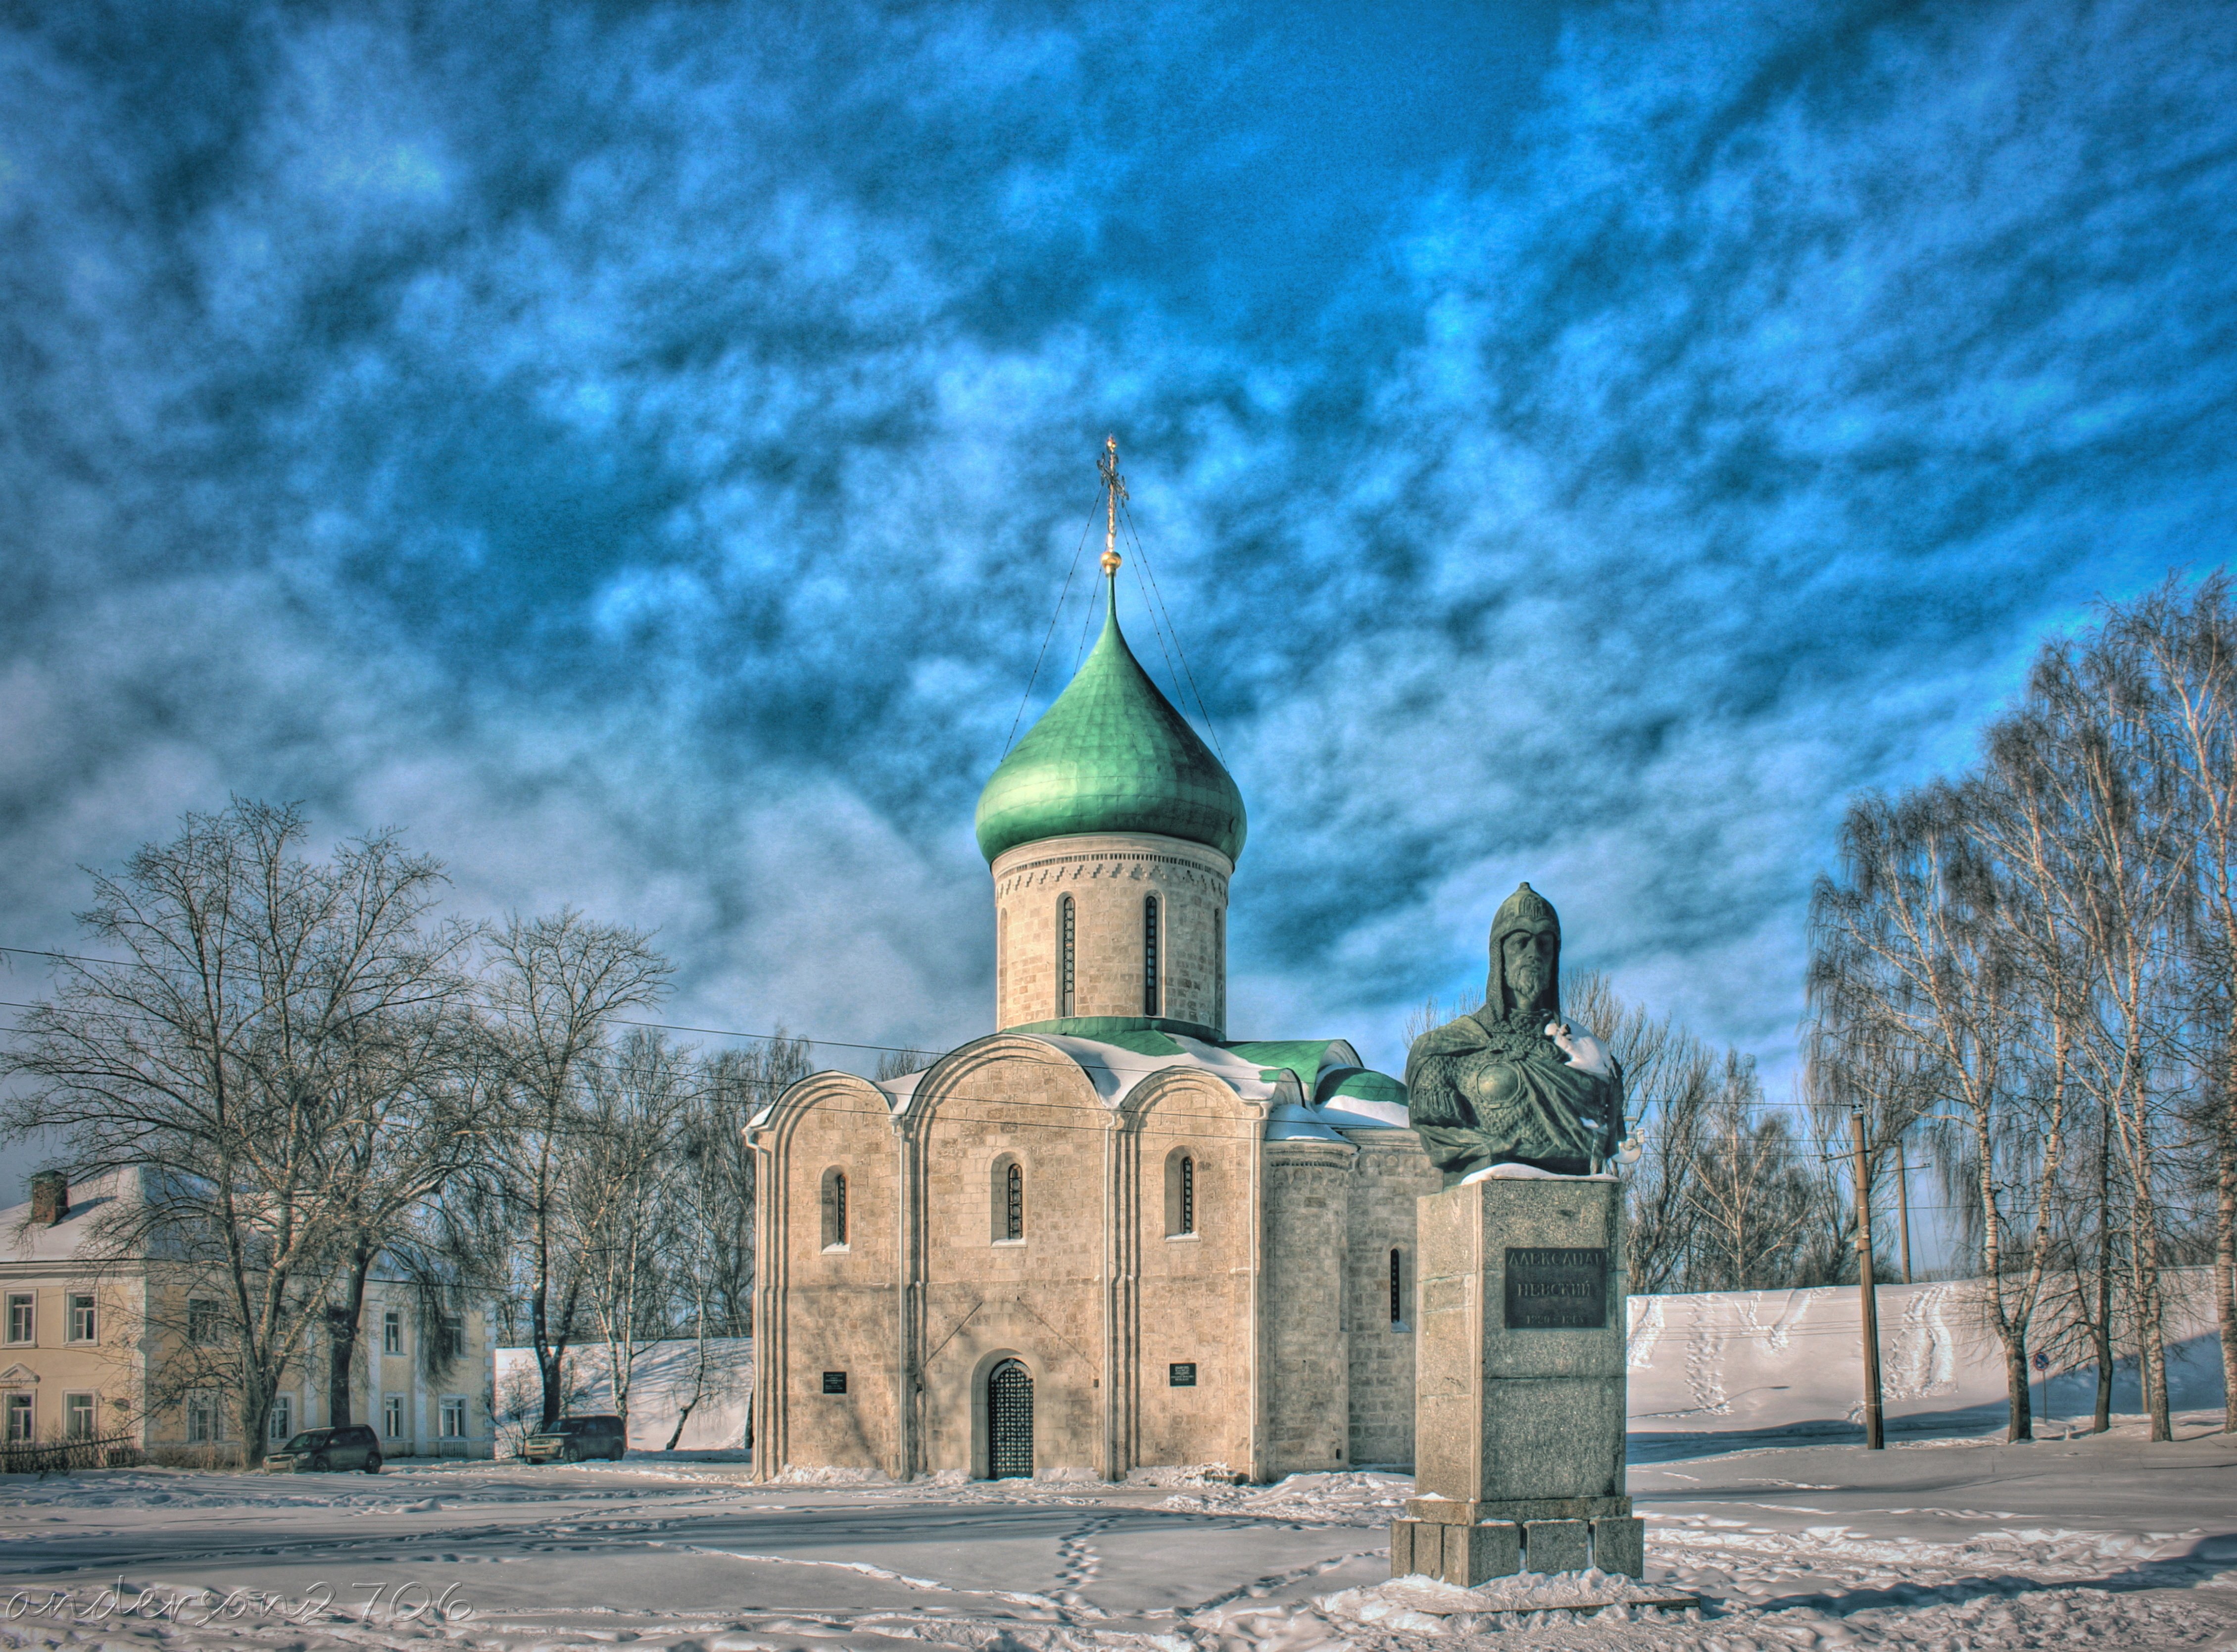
[988,1359,1033,1478]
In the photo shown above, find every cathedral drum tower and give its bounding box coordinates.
[975,534,1245,1040]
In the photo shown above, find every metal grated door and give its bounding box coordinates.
[988,1359,1033,1479]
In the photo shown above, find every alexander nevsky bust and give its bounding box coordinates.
[1403,882,1625,1183]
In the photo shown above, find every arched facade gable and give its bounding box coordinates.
[1114,1065,1261,1132]
[894,1034,1120,1480]
[1117,1066,1261,1475]
[747,1070,903,1480]
[750,1069,893,1146]
[893,1033,1112,1134]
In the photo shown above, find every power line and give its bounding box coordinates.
[5,945,2218,1132]
[1001,494,1104,760]
[1120,499,1224,762]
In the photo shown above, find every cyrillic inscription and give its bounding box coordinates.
[1503,1247,1608,1329]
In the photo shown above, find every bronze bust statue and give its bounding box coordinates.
[1402,882,1625,1183]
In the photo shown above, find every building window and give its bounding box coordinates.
[440,1398,467,1439]
[383,1309,402,1355]
[1143,896,1160,1015]
[1166,1150,1197,1237]
[5,1393,31,1443]
[1058,895,1076,1017]
[439,1315,466,1363]
[383,1395,404,1440]
[188,1299,222,1347]
[269,1394,292,1441]
[1006,1161,1024,1240]
[5,1293,32,1345]
[821,1168,849,1250]
[186,1392,217,1444]
[67,1294,95,1343]
[1390,1249,1406,1327]
[63,1393,94,1441]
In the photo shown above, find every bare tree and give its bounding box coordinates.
[1809,781,2060,1440]
[570,1028,694,1438]
[480,911,673,1431]
[2029,638,2192,1442]
[1682,1053,1839,1293]
[2112,575,2237,1432]
[0,801,458,1461]
[1564,972,1715,1295]
[308,929,492,1427]
[655,1034,810,1450]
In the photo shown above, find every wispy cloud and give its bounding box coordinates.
[1,0,2231,1101]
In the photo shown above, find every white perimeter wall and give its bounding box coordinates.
[1627,1269,2226,1439]
[498,1280,2223,1461]
[494,1337,752,1453]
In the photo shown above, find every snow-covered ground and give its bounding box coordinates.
[3,1415,2235,1651]
[8,1283,2234,1651]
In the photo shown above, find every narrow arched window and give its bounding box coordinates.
[821,1168,849,1251]
[1390,1248,1405,1325]
[1058,895,1076,1018]
[1143,896,1160,1015]
[1005,1162,1025,1239]
[1213,906,1226,1029]
[1164,1148,1198,1237]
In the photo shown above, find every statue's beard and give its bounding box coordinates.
[1506,958,1549,1016]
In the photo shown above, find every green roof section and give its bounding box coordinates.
[1003,1016,1217,1051]
[1223,1038,1362,1097]
[1317,1067,1410,1108]
[976,572,1246,866]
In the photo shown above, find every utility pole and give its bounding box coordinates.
[1895,1124,1913,1285]
[1851,1110,1886,1450]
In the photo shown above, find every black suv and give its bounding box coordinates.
[264,1425,382,1474]
[521,1414,627,1463]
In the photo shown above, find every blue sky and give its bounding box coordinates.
[2,0,2232,1185]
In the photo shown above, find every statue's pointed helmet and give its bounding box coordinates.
[1487,881,1560,1014]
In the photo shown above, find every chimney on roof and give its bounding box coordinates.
[29,1172,67,1227]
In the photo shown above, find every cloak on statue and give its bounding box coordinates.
[1402,883,1625,1182]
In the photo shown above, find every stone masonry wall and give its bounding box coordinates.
[913,1046,1114,1478]
[992,833,1230,1031]
[1260,1139,1353,1476]
[1341,1128,1440,1468]
[1130,1075,1256,1471]
[770,1078,901,1475]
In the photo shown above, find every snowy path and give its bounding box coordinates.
[5,1421,2237,1650]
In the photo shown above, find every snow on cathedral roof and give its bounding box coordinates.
[867,1027,1408,1141]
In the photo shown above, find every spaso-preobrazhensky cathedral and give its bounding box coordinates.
[747,494,1438,1482]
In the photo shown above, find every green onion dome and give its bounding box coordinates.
[976,574,1246,866]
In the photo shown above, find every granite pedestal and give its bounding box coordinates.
[1391,1176,1642,1583]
